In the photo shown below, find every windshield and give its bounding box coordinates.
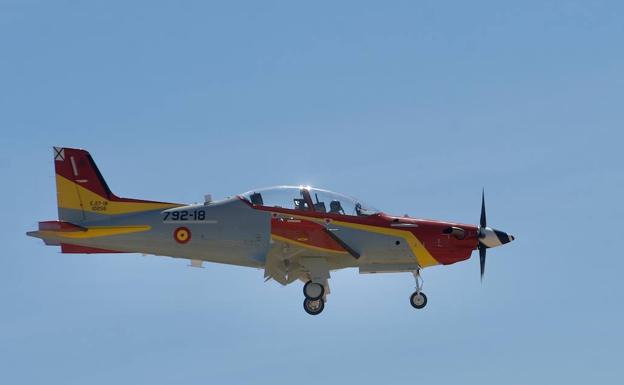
[241,186,380,216]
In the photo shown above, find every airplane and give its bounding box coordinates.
[27,147,515,315]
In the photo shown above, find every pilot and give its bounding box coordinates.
[355,202,363,216]
[249,192,263,205]
[329,200,345,215]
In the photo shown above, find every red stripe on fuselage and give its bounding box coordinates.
[271,217,346,252]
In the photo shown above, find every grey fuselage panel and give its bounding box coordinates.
[78,198,272,267]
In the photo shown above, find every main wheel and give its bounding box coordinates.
[410,291,428,309]
[303,281,325,300]
[303,298,325,315]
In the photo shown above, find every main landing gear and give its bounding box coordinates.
[410,269,428,310]
[303,281,326,315]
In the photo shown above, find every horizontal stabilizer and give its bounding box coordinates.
[26,221,151,246]
[37,220,86,232]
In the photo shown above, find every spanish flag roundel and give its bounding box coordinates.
[174,227,191,244]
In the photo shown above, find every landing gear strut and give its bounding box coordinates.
[410,269,428,309]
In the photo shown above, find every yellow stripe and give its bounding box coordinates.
[271,234,349,255]
[56,175,180,215]
[39,225,151,239]
[331,220,439,267]
[273,213,439,267]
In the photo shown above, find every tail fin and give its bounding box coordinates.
[54,147,180,223]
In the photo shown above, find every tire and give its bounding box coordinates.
[303,298,325,315]
[410,291,428,309]
[303,281,325,300]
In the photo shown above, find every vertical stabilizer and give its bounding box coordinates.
[53,147,180,224]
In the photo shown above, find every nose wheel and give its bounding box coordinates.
[410,291,428,309]
[410,269,428,310]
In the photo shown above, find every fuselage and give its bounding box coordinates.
[32,195,479,272]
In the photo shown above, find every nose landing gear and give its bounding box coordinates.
[410,291,428,309]
[410,269,427,310]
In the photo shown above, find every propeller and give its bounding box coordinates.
[478,190,487,281]
[476,189,515,281]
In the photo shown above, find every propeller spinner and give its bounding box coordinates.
[477,190,515,280]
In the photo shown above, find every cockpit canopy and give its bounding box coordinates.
[241,186,380,216]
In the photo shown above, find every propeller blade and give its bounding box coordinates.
[478,190,488,280]
[479,245,486,281]
[480,189,487,229]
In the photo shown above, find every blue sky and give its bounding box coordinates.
[1,1,623,384]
